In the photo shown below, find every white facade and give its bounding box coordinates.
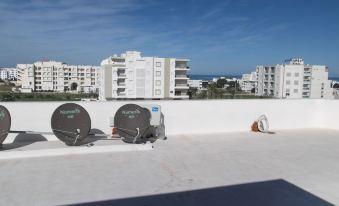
[0,68,17,80]
[256,59,333,99]
[239,71,257,92]
[17,61,100,93]
[100,51,190,100]
[188,80,202,89]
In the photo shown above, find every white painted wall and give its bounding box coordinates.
[1,100,338,143]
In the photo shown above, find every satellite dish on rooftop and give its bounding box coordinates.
[114,104,150,143]
[0,105,11,148]
[114,104,166,144]
[51,103,91,146]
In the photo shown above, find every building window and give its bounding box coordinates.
[156,71,161,77]
[294,89,298,93]
[286,80,290,85]
[286,88,290,93]
[294,80,299,85]
[295,73,299,77]
[156,62,161,67]
[155,89,161,95]
[286,72,291,77]
[156,80,161,86]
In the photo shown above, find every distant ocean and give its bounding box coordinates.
[189,74,339,82]
[330,77,339,82]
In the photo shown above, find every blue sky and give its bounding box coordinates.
[0,0,339,76]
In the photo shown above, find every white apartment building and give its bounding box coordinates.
[239,71,257,92]
[17,61,100,93]
[100,51,190,100]
[256,58,333,99]
[0,68,17,80]
[188,80,203,89]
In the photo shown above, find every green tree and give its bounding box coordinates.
[216,79,227,88]
[188,87,198,99]
[198,90,207,99]
[1,93,15,101]
[207,83,218,99]
[227,81,241,98]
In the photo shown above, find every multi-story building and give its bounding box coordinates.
[99,51,190,100]
[239,71,257,92]
[188,80,203,89]
[0,68,17,80]
[256,58,333,99]
[17,61,100,93]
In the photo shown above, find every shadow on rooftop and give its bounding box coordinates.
[79,128,110,145]
[72,179,333,206]
[1,133,47,150]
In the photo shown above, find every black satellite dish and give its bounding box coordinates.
[51,103,91,146]
[0,105,11,148]
[114,104,151,143]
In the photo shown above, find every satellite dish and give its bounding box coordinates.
[0,105,11,148]
[114,104,151,143]
[51,103,91,146]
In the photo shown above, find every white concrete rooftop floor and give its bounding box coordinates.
[0,129,338,205]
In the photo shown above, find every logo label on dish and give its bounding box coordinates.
[60,108,81,119]
[122,109,140,119]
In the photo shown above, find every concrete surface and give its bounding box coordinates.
[0,129,339,205]
[2,100,339,139]
[0,141,153,160]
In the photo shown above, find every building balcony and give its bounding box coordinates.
[112,63,126,67]
[174,94,189,99]
[117,74,127,79]
[302,92,310,98]
[117,83,126,88]
[175,67,190,71]
[117,67,127,71]
[175,75,189,80]
[175,84,189,89]
[117,92,126,97]
[111,57,126,66]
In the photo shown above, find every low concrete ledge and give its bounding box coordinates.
[1,99,338,138]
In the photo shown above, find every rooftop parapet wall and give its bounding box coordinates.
[1,100,338,139]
